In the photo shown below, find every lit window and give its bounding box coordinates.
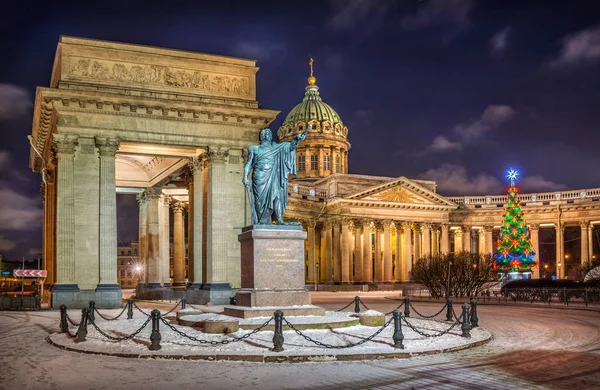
[324,155,330,171]
[310,155,318,171]
[298,155,305,171]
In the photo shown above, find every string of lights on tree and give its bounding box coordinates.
[494,169,537,273]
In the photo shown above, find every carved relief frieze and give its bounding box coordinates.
[68,57,250,97]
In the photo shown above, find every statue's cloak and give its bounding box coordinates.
[251,142,296,224]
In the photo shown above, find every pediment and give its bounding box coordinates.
[346,177,457,208]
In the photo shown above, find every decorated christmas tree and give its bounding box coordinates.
[494,169,537,273]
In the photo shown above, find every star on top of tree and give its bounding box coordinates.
[506,169,519,186]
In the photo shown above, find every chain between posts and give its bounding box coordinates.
[359,297,371,311]
[161,301,182,317]
[282,315,394,349]
[159,316,274,345]
[385,301,406,315]
[335,300,355,312]
[402,317,459,338]
[408,301,448,319]
[94,305,128,321]
[132,302,152,317]
[88,316,152,342]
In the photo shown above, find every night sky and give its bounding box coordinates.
[1,0,599,260]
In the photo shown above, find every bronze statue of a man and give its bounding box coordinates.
[242,125,311,225]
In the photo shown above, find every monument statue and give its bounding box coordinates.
[242,125,311,225]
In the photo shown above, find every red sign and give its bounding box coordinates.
[13,270,47,278]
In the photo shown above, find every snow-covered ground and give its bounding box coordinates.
[50,308,489,358]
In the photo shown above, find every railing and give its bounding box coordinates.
[288,183,327,199]
[447,187,600,206]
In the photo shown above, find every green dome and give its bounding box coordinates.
[281,85,344,127]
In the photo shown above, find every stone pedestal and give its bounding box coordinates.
[224,225,323,318]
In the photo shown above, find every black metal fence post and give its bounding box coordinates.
[461,303,471,338]
[403,297,410,318]
[181,297,186,310]
[149,309,161,351]
[76,308,89,343]
[354,296,360,313]
[470,298,478,327]
[392,309,404,349]
[446,299,453,321]
[60,304,68,333]
[88,301,96,323]
[273,310,284,352]
[127,298,133,320]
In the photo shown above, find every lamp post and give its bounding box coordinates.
[557,262,562,279]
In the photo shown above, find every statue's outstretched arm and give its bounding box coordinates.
[290,124,312,151]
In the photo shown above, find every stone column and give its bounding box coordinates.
[374,221,383,282]
[382,220,393,282]
[431,225,439,256]
[463,227,472,252]
[306,221,316,283]
[556,223,565,279]
[363,220,373,283]
[484,226,494,255]
[53,135,79,291]
[441,223,450,253]
[588,224,594,262]
[95,137,120,291]
[530,224,540,279]
[394,222,402,282]
[205,147,231,294]
[319,224,326,282]
[331,147,337,174]
[402,222,412,281]
[454,228,463,254]
[159,195,170,287]
[341,219,352,283]
[136,192,148,285]
[172,202,186,288]
[333,221,341,282]
[43,165,57,286]
[413,224,421,261]
[189,156,204,289]
[353,221,363,282]
[146,188,162,288]
[581,221,590,266]
[324,221,333,282]
[422,223,431,258]
[318,147,324,177]
[477,229,485,255]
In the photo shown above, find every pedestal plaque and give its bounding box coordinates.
[224,225,325,318]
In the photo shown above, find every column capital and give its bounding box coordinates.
[454,228,463,237]
[556,222,565,232]
[477,228,485,236]
[529,224,539,231]
[171,201,186,213]
[421,222,432,231]
[580,220,590,229]
[136,191,148,206]
[189,154,207,172]
[146,187,162,199]
[373,220,383,231]
[484,225,494,232]
[95,137,121,156]
[52,134,78,155]
[207,146,229,164]
[381,219,392,229]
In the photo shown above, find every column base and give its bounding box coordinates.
[186,283,234,305]
[52,283,80,292]
[51,287,122,309]
[188,283,203,290]
[96,283,121,291]
[171,282,187,291]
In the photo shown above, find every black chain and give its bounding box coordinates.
[282,316,393,349]
[133,302,151,317]
[161,301,182,317]
[409,302,447,319]
[94,305,127,321]
[159,316,273,345]
[402,318,459,338]
[385,301,405,315]
[66,313,80,327]
[66,329,78,338]
[88,316,152,342]
[359,298,371,311]
[187,303,201,310]
[335,300,354,312]
[452,309,464,324]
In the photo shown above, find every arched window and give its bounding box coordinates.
[310,155,318,171]
[298,154,306,171]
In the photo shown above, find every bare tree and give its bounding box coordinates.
[410,252,499,298]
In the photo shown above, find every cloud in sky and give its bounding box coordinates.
[417,105,515,155]
[401,0,475,30]
[489,26,511,55]
[232,40,286,62]
[0,235,16,252]
[0,151,43,232]
[550,25,600,68]
[418,164,566,195]
[0,84,31,120]
[328,0,396,31]
[453,104,515,142]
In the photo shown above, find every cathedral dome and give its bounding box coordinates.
[278,59,350,179]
